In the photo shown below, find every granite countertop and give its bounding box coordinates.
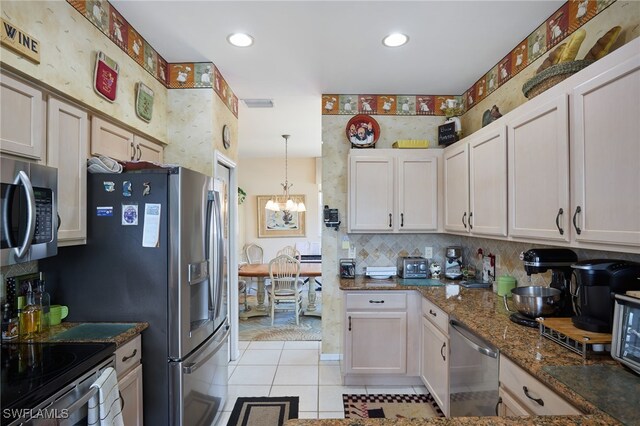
[22,321,148,347]
[338,276,632,425]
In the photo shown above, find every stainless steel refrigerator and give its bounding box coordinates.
[41,167,229,426]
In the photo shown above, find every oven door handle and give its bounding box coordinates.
[12,171,36,259]
[58,387,99,426]
[450,319,498,359]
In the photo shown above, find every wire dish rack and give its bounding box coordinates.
[537,317,612,360]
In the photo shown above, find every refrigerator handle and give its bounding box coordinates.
[205,194,215,318]
[212,191,224,317]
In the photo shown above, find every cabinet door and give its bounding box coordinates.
[0,72,45,160]
[571,55,640,247]
[443,143,469,233]
[420,316,449,416]
[119,363,144,426]
[133,135,163,163]
[397,156,438,231]
[468,126,507,237]
[90,116,134,161]
[508,95,570,242]
[47,97,88,246]
[345,311,407,374]
[348,156,394,232]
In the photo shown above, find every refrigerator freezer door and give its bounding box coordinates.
[168,168,216,360]
[169,323,229,426]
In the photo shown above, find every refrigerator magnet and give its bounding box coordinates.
[123,181,132,197]
[122,204,139,226]
[143,182,151,196]
[142,203,161,247]
[103,181,115,192]
[96,206,113,217]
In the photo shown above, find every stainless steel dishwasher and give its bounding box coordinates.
[449,318,500,417]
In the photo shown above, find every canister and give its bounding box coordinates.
[497,275,517,297]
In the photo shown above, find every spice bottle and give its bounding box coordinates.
[19,284,41,340]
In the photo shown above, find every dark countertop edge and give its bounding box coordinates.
[285,413,615,425]
[36,322,149,347]
[340,277,623,424]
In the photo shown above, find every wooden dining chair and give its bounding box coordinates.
[277,245,305,287]
[266,254,303,325]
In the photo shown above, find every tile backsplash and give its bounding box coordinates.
[0,261,38,302]
[347,233,640,287]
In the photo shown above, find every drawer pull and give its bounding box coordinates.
[469,212,473,230]
[369,300,385,304]
[429,309,437,317]
[522,386,544,406]
[462,212,467,228]
[495,397,502,416]
[572,206,582,235]
[400,213,404,227]
[388,213,392,228]
[348,316,352,331]
[121,348,138,363]
[440,342,446,361]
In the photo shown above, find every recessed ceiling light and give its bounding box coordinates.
[382,33,409,47]
[227,33,254,47]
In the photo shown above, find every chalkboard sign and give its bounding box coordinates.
[438,121,458,146]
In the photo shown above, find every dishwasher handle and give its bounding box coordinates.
[450,319,498,359]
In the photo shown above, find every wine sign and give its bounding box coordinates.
[438,121,458,146]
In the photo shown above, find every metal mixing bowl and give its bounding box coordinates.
[503,286,561,318]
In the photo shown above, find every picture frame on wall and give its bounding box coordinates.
[257,195,306,238]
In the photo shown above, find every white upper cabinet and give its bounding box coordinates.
[570,54,640,248]
[134,134,164,163]
[444,125,507,237]
[468,125,507,237]
[507,95,570,242]
[90,116,135,161]
[348,149,440,233]
[0,72,45,161]
[47,97,88,245]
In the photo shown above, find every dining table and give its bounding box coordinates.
[238,262,321,319]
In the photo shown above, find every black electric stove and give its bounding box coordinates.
[1,341,115,421]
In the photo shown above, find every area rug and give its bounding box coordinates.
[239,295,322,341]
[343,394,444,420]
[227,397,298,426]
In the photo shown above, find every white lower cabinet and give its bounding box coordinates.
[499,356,580,416]
[343,291,420,385]
[420,315,449,416]
[115,335,144,425]
[420,297,449,416]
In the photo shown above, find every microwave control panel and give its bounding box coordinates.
[33,187,53,243]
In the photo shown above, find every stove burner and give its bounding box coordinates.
[509,313,539,328]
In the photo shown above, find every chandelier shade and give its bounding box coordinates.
[266,135,306,212]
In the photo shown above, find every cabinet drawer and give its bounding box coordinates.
[115,335,142,378]
[345,292,407,310]
[499,356,580,416]
[422,297,448,334]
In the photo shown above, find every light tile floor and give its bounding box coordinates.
[216,340,429,425]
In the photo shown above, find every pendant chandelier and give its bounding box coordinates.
[265,135,306,212]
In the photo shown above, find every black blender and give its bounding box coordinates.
[514,248,578,327]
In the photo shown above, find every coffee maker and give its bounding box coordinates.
[571,260,640,333]
[520,248,577,324]
[444,246,463,280]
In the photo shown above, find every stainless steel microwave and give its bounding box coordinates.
[1,157,57,265]
[611,293,640,375]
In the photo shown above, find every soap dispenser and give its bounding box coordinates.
[35,273,50,332]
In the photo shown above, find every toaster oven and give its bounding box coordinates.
[611,293,640,375]
[397,256,428,278]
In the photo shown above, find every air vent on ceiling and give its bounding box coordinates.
[243,99,274,108]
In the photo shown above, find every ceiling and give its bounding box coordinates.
[111,0,563,158]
